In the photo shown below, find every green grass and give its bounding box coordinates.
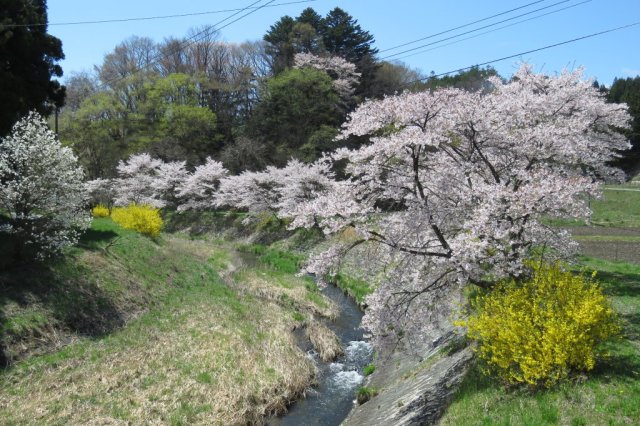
[0,217,318,424]
[591,188,640,227]
[543,185,640,228]
[440,257,640,425]
[363,363,376,376]
[573,235,640,243]
[237,243,306,274]
[334,272,373,304]
[356,386,380,404]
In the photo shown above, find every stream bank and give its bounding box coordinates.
[170,215,474,425]
[268,283,373,426]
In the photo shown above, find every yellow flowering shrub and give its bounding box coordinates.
[110,204,163,237]
[458,262,619,387]
[91,204,110,218]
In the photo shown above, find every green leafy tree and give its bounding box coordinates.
[154,104,218,165]
[0,0,65,135]
[249,68,341,162]
[142,73,219,164]
[59,91,128,179]
[368,61,427,98]
[424,66,500,92]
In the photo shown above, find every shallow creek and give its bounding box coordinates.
[268,282,373,426]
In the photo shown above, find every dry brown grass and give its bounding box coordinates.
[233,269,338,320]
[0,296,315,425]
[306,321,344,362]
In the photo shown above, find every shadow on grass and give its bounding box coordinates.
[449,361,497,398]
[620,312,640,340]
[449,358,640,414]
[0,255,126,367]
[597,271,640,298]
[164,210,242,236]
[78,228,119,250]
[591,350,640,384]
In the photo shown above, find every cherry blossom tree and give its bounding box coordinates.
[152,160,189,208]
[113,153,166,208]
[85,178,117,209]
[294,52,360,102]
[176,157,228,212]
[215,159,334,223]
[274,159,336,219]
[215,165,287,222]
[0,112,90,260]
[288,65,631,347]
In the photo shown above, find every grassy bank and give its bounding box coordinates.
[546,186,640,228]
[439,257,640,425]
[0,218,332,424]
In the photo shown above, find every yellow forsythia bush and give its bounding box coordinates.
[110,204,163,237]
[91,204,110,218]
[458,262,619,387]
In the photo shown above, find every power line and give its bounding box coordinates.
[1,0,316,28]
[392,0,591,62]
[404,21,640,86]
[382,0,577,60]
[379,0,547,53]
[100,0,276,89]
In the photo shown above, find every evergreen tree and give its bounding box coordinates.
[248,67,341,163]
[263,15,296,74]
[263,7,379,94]
[296,7,323,29]
[608,76,640,176]
[319,8,378,97]
[319,7,377,63]
[0,0,65,136]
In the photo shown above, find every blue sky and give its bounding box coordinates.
[47,0,640,86]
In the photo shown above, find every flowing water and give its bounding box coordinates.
[269,282,373,426]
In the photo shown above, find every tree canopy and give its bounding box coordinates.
[263,7,378,96]
[608,76,640,176]
[0,0,65,136]
[0,113,89,260]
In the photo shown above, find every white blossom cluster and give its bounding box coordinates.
[85,178,117,208]
[213,158,335,225]
[86,154,210,210]
[176,158,228,212]
[294,52,361,100]
[86,155,333,225]
[0,112,90,259]
[112,153,169,208]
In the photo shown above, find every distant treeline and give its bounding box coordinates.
[55,7,504,178]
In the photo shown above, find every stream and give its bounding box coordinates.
[268,282,373,426]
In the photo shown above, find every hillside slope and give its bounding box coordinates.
[0,218,330,424]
